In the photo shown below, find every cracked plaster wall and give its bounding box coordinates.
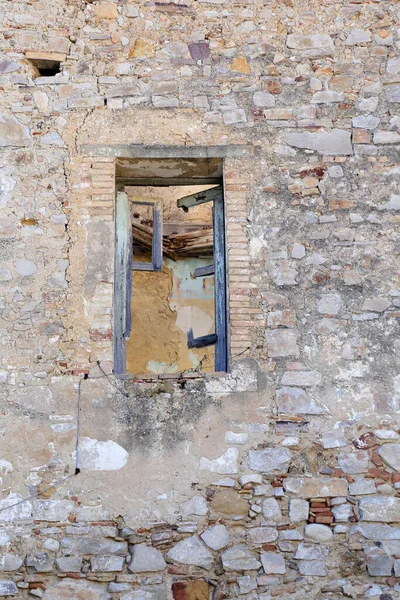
[0,0,400,598]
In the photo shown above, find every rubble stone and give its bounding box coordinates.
[167,537,213,570]
[248,448,291,473]
[129,546,166,573]
[201,525,230,550]
[221,544,261,571]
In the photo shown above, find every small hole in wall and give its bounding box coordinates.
[28,59,61,78]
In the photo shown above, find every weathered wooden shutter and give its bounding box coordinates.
[114,191,132,374]
[178,186,227,372]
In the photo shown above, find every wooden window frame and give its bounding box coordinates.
[114,183,227,376]
[131,199,163,272]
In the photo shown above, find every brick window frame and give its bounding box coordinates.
[72,145,253,377]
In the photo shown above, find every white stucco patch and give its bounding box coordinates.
[175,306,213,338]
[199,448,239,474]
[74,437,129,471]
[0,460,13,474]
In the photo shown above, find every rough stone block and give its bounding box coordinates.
[275,387,322,415]
[366,555,393,576]
[167,537,213,570]
[284,478,348,498]
[260,552,286,574]
[360,497,400,522]
[0,113,31,147]
[298,560,327,576]
[262,498,282,522]
[289,499,309,522]
[221,544,261,571]
[266,329,299,357]
[248,447,291,473]
[285,129,353,155]
[249,527,278,544]
[201,524,230,550]
[0,581,18,596]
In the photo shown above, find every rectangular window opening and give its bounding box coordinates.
[114,157,227,377]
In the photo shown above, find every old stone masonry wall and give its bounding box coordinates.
[1,0,400,598]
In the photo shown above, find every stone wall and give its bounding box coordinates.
[0,0,400,598]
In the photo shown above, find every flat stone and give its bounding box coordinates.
[221,544,261,571]
[366,555,393,576]
[291,243,306,259]
[260,552,286,574]
[199,448,238,474]
[387,57,400,75]
[222,109,247,125]
[286,34,334,53]
[248,447,291,473]
[343,28,371,45]
[129,545,166,573]
[15,258,37,276]
[374,430,399,441]
[201,524,230,550]
[275,387,322,415]
[317,293,343,315]
[362,298,391,312]
[304,524,333,543]
[267,260,297,286]
[358,97,378,112]
[360,497,400,522]
[322,432,347,449]
[386,84,400,103]
[265,329,299,357]
[33,500,74,522]
[39,131,65,147]
[180,495,208,517]
[56,556,83,572]
[332,504,352,522]
[378,444,400,471]
[289,499,309,522]
[237,575,257,595]
[0,581,18,596]
[91,556,125,572]
[249,527,278,544]
[25,552,53,572]
[121,592,156,600]
[338,451,369,474]
[352,523,400,540]
[294,543,328,560]
[0,113,31,147]
[281,371,321,387]
[284,475,346,498]
[43,578,111,599]
[378,195,400,210]
[374,131,400,144]
[262,498,282,522]
[348,480,376,495]
[253,91,275,107]
[352,115,380,129]
[167,536,213,570]
[298,560,327,576]
[286,129,353,155]
[311,91,344,103]
[394,559,400,577]
[0,554,23,571]
[0,60,20,73]
[61,537,127,555]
